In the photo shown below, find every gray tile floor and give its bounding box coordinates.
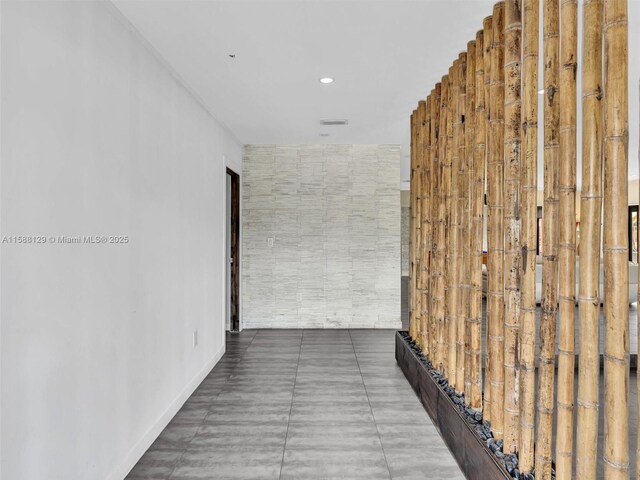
[127,328,464,480]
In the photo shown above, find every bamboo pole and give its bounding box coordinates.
[488,1,505,440]
[420,97,432,353]
[409,109,417,341]
[431,83,443,362]
[423,96,431,354]
[483,15,494,424]
[535,0,560,476]
[420,101,428,349]
[420,102,426,350]
[603,0,629,478]
[415,101,425,347]
[465,40,477,403]
[575,3,603,477]
[456,52,468,394]
[518,0,539,472]
[470,31,485,413]
[503,0,522,454]
[438,75,451,374]
[555,1,577,477]
[423,92,433,357]
[447,62,459,383]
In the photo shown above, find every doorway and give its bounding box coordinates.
[226,168,240,331]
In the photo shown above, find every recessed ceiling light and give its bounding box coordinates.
[320,133,330,137]
[538,89,545,94]
[319,77,335,84]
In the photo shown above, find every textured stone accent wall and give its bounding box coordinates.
[242,144,401,329]
[401,206,410,276]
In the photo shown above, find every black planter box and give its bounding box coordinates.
[395,332,511,480]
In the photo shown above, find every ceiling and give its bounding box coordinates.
[112,0,640,190]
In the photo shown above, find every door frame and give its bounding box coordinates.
[226,168,240,331]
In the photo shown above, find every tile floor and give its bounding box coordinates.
[126,328,463,480]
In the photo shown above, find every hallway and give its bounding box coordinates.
[127,329,463,480]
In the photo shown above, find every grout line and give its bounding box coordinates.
[348,329,393,480]
[166,330,258,480]
[278,329,303,480]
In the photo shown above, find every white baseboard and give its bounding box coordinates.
[107,344,226,480]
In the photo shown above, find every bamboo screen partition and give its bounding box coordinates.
[407,1,630,478]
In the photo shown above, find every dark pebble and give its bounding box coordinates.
[474,411,483,422]
[495,451,505,459]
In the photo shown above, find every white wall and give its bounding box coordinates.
[0,2,242,479]
[242,144,401,329]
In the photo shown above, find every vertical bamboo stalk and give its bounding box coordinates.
[470,30,485,413]
[431,83,443,362]
[488,1,505,440]
[414,102,424,346]
[603,0,629,478]
[456,52,468,394]
[418,103,425,347]
[575,2,603,477]
[438,75,451,374]
[483,15,494,424]
[447,62,459,383]
[518,0,539,472]
[423,92,433,356]
[418,101,427,348]
[555,0,577,477]
[421,97,432,353]
[503,0,522,454]
[465,40,477,402]
[535,0,560,476]
[409,110,417,341]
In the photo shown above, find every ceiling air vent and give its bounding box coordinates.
[320,119,349,126]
